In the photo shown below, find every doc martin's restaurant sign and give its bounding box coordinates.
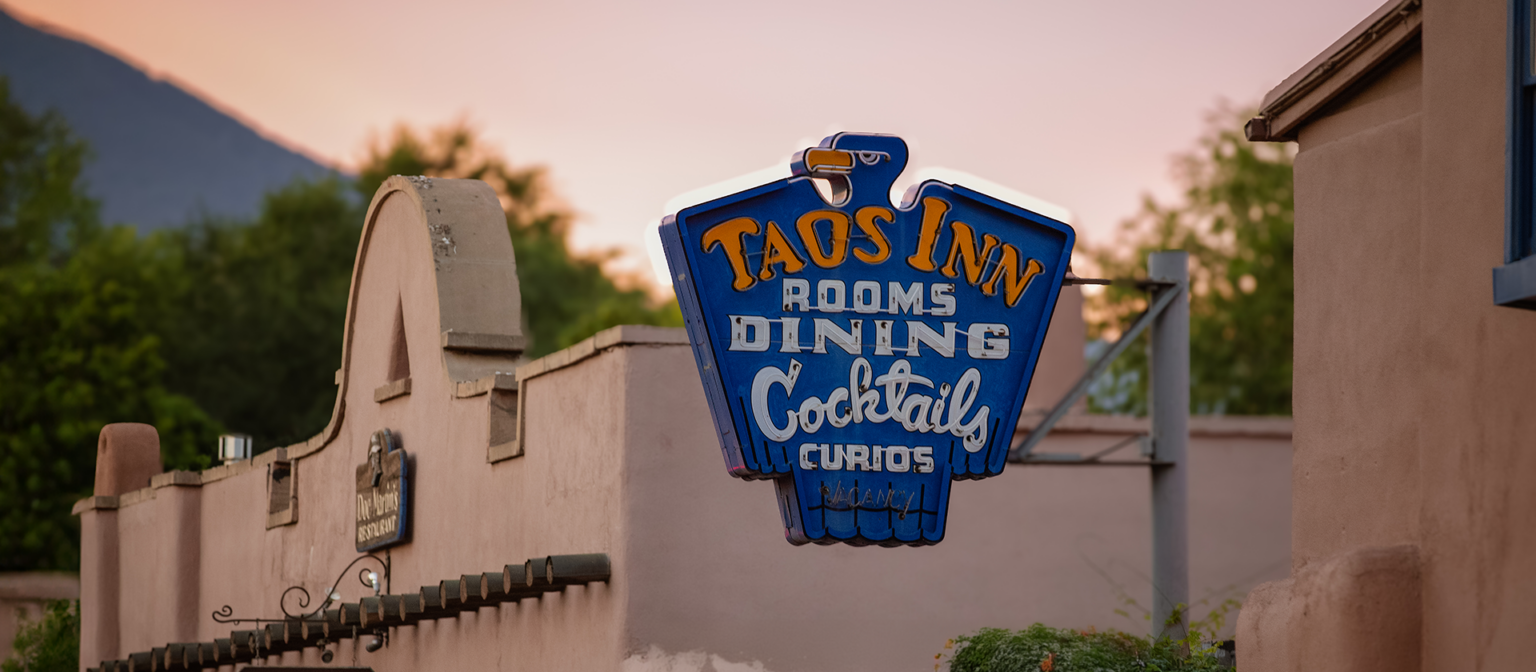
[660,132,1074,546]
[356,429,409,551]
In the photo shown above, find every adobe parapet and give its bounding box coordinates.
[72,325,693,514]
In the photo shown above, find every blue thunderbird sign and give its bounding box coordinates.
[660,132,1074,546]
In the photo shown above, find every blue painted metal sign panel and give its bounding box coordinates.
[660,132,1074,546]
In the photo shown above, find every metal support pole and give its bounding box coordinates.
[1148,251,1189,641]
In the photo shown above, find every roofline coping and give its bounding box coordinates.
[73,447,290,515]
[0,572,80,600]
[1247,0,1422,142]
[514,324,688,385]
[488,324,689,463]
[72,496,118,515]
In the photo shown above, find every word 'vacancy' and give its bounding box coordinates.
[702,197,1046,307]
[798,443,936,473]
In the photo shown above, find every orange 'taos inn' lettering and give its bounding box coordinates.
[660,132,1075,547]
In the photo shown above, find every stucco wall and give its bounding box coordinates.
[1418,0,1536,668]
[1248,0,1536,668]
[1292,48,1424,571]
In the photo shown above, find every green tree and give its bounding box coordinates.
[0,78,98,266]
[2,600,79,672]
[356,122,681,356]
[0,227,222,570]
[150,178,360,450]
[1087,106,1295,416]
[0,79,220,571]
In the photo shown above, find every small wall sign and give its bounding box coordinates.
[355,429,409,551]
[660,132,1074,546]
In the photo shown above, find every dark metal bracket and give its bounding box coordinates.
[212,551,391,626]
[1062,266,1111,286]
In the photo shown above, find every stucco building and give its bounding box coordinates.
[1237,0,1536,670]
[73,176,1291,671]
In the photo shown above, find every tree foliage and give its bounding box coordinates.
[0,231,223,570]
[150,178,360,450]
[1087,106,1295,416]
[0,78,219,571]
[0,79,97,266]
[1,600,79,672]
[943,625,1225,672]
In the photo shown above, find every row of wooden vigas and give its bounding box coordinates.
[88,554,610,672]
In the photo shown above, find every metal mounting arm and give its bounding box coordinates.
[1009,279,1183,462]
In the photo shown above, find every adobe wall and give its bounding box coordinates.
[1292,47,1424,571]
[1417,0,1536,668]
[1245,0,1536,669]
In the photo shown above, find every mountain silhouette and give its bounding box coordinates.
[0,6,336,230]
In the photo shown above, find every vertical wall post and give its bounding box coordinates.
[1148,251,1190,640]
[78,506,119,672]
[155,483,201,643]
[80,423,161,669]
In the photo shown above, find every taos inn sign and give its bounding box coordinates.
[661,132,1074,547]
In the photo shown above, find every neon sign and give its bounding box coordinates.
[660,133,1074,546]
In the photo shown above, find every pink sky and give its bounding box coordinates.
[7,0,1379,280]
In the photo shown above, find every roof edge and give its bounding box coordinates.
[1248,0,1422,142]
[1015,410,1293,439]
[515,324,688,385]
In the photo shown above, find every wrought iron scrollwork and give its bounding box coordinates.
[211,552,390,625]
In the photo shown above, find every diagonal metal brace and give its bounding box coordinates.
[1009,280,1184,461]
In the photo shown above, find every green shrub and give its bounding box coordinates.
[2,599,78,672]
[943,625,1224,672]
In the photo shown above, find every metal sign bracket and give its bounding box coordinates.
[1009,278,1183,465]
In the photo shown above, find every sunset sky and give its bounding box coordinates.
[7,0,1380,279]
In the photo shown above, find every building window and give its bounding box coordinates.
[1500,0,1536,308]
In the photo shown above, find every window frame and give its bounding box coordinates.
[1499,0,1536,308]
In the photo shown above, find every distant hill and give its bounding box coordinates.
[0,6,336,230]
